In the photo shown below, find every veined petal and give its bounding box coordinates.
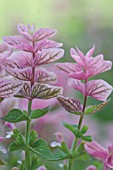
[35,68,57,83]
[34,39,62,52]
[85,141,108,161]
[3,36,33,52]
[57,95,83,114]
[20,83,63,99]
[0,79,23,98]
[70,48,85,67]
[68,79,85,95]
[3,51,32,68]
[87,54,104,68]
[86,46,95,58]
[69,71,86,80]
[85,80,113,101]
[32,83,63,99]
[33,28,57,41]
[56,63,81,74]
[17,23,33,41]
[0,43,13,60]
[34,48,64,65]
[3,67,33,81]
[76,46,85,62]
[20,82,31,99]
[87,60,112,78]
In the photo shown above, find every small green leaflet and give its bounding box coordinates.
[1,109,28,123]
[76,152,90,161]
[85,99,110,115]
[30,138,69,161]
[63,121,92,142]
[30,107,49,119]
[8,142,22,151]
[0,159,7,165]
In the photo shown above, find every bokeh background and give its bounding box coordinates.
[0,0,113,169]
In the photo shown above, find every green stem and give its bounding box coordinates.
[25,99,32,170]
[68,95,87,170]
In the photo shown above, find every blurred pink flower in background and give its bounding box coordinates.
[85,140,113,169]
[86,165,97,170]
[37,166,46,170]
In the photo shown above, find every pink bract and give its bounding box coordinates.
[2,23,64,100]
[69,79,113,101]
[85,140,113,169]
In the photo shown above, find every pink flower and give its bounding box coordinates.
[53,132,63,143]
[37,166,46,170]
[5,122,15,130]
[86,165,97,170]
[56,46,112,81]
[0,137,5,142]
[85,140,113,169]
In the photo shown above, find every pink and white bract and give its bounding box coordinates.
[57,47,113,101]
[2,23,64,99]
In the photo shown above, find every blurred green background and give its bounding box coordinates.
[0,0,113,169]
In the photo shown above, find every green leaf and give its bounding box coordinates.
[8,142,22,151]
[85,99,110,115]
[0,159,7,165]
[2,109,28,123]
[63,121,82,138]
[77,152,90,161]
[63,121,78,134]
[60,141,70,154]
[31,156,41,170]
[81,125,88,134]
[0,98,4,103]
[76,142,85,153]
[12,129,26,148]
[63,122,92,142]
[82,135,92,142]
[30,107,49,119]
[29,130,38,146]
[30,139,69,161]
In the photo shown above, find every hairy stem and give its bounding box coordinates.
[25,99,32,170]
[68,95,87,170]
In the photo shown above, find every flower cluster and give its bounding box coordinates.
[57,46,112,102]
[0,23,64,100]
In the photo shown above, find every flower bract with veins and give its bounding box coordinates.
[2,23,64,99]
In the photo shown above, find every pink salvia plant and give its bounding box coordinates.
[56,47,113,169]
[0,23,64,170]
[0,23,112,170]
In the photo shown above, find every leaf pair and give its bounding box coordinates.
[20,82,63,100]
[1,107,49,123]
[63,122,92,142]
[58,95,110,115]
